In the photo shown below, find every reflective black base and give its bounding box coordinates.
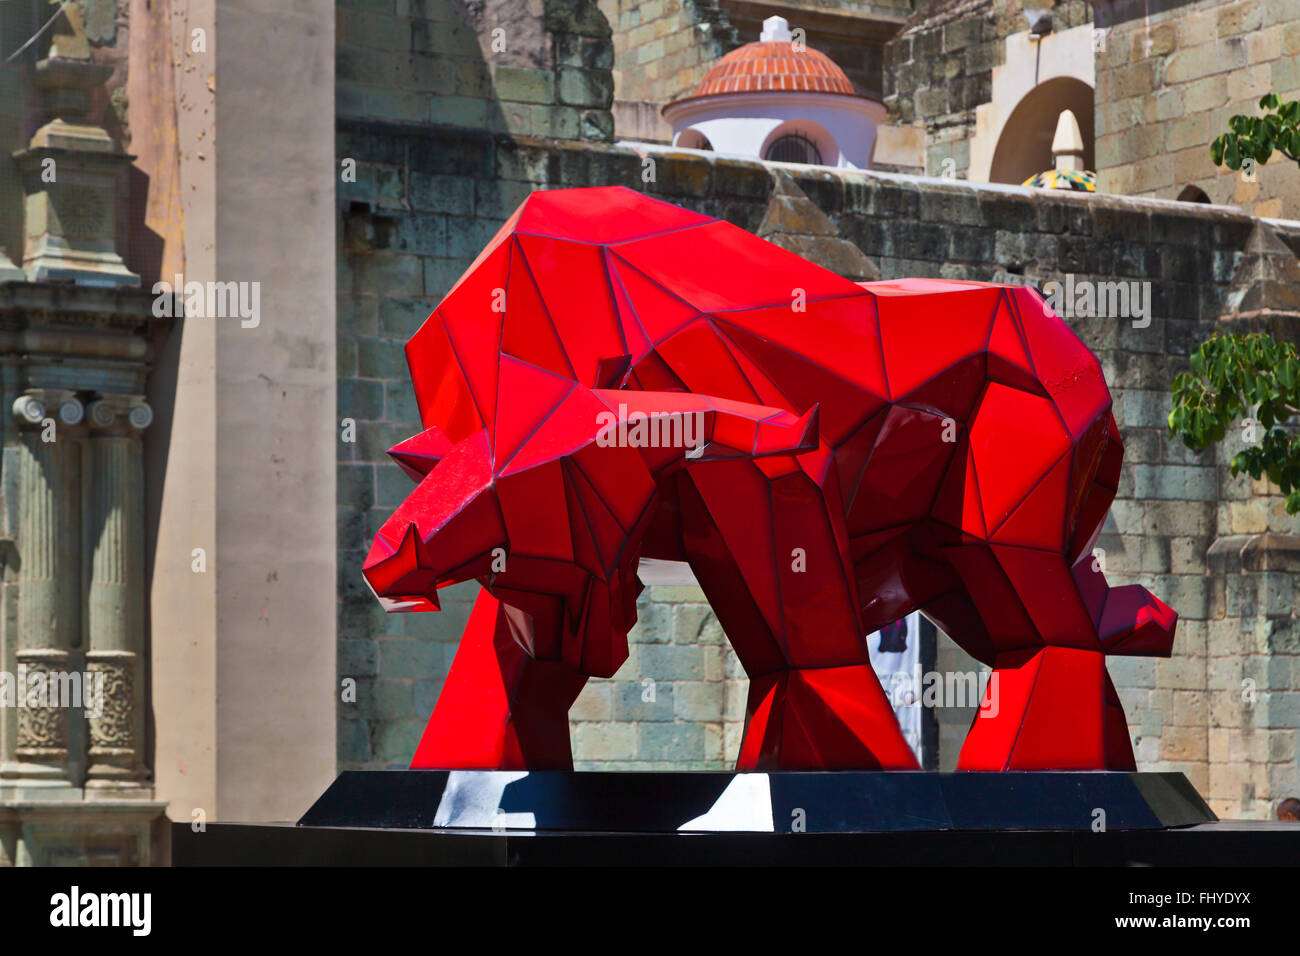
[296,770,1214,833]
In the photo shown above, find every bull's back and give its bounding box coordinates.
[405,187,1114,515]
[638,278,1115,544]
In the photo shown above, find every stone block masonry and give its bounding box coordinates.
[337,0,614,141]
[883,0,1094,178]
[1095,0,1300,218]
[594,0,740,141]
[335,118,1300,817]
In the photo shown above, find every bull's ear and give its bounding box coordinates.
[388,425,454,482]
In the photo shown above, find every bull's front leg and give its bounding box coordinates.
[411,589,588,770]
[677,452,919,771]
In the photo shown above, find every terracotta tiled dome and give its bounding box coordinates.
[661,17,884,169]
[688,39,859,99]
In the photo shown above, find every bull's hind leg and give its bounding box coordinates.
[925,546,1175,770]
[411,589,588,769]
[918,376,1177,769]
[677,452,918,771]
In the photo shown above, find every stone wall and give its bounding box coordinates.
[885,0,1300,212]
[596,0,740,142]
[336,0,614,140]
[335,118,1300,816]
[0,2,35,270]
[1095,0,1300,218]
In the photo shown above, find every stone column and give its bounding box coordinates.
[84,395,152,788]
[5,390,83,788]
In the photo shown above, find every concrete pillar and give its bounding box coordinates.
[148,0,337,826]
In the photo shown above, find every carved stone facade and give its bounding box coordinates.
[0,282,164,865]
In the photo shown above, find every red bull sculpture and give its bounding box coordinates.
[362,186,1176,773]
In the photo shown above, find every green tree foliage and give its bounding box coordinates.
[1169,332,1300,513]
[1211,93,1300,172]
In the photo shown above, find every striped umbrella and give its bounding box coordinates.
[1023,167,1096,191]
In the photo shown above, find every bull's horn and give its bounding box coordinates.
[387,424,455,481]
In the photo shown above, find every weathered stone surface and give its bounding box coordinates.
[339,0,616,141]
[757,172,881,280]
[1221,220,1300,319]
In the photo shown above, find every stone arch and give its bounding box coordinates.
[989,77,1094,186]
[674,128,714,151]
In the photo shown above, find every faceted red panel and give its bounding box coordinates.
[614,220,861,316]
[876,283,999,400]
[607,252,703,345]
[931,437,987,540]
[1001,647,1107,769]
[366,186,1177,773]
[850,405,956,533]
[986,293,1034,375]
[718,317,886,447]
[501,240,573,378]
[715,296,888,409]
[492,355,575,468]
[405,310,484,443]
[1009,286,1111,439]
[958,647,1043,771]
[518,235,627,387]
[655,320,764,406]
[898,353,988,423]
[991,450,1071,550]
[514,184,712,243]
[969,382,1071,533]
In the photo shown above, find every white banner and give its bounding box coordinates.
[866,611,922,762]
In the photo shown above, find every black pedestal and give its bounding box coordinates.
[297,770,1214,833]
[172,819,1300,867]
[172,770,1300,867]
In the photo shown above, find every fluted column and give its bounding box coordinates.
[84,395,151,788]
[5,391,83,787]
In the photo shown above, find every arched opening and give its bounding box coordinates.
[675,128,713,151]
[760,120,838,169]
[765,132,823,165]
[989,77,1095,186]
[1177,184,1211,204]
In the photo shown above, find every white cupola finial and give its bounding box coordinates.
[761,16,792,43]
[1051,109,1085,171]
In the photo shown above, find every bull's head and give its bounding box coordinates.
[364,384,819,677]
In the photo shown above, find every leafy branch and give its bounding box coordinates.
[1211,93,1300,171]
[1169,332,1300,513]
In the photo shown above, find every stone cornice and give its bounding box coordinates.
[1207,533,1300,574]
[12,145,135,169]
[0,800,166,821]
[0,281,164,333]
